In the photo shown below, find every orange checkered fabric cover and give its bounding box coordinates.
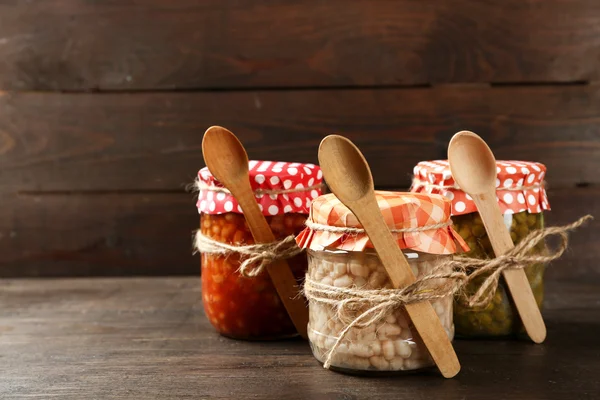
[296,191,469,255]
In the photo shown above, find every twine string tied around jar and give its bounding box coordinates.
[304,219,453,234]
[303,214,592,369]
[194,180,326,195]
[449,214,593,308]
[411,179,546,192]
[194,232,303,277]
[303,266,468,369]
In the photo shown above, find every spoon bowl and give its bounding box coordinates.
[448,131,497,195]
[318,135,373,202]
[202,126,250,187]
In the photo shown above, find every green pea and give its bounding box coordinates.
[472,224,486,238]
[516,224,529,241]
[451,210,548,339]
[514,212,528,224]
[458,226,472,240]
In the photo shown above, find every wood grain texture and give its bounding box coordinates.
[0,277,598,399]
[1,1,599,90]
[0,192,198,277]
[1,85,599,192]
[0,187,596,279]
[544,188,600,283]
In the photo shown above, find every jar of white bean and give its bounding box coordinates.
[306,249,453,373]
[295,191,469,374]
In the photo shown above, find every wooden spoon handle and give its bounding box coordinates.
[473,192,547,343]
[355,195,461,378]
[233,186,309,339]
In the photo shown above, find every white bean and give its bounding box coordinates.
[346,328,358,341]
[363,324,376,334]
[382,340,395,361]
[377,323,402,339]
[369,341,381,356]
[394,340,412,359]
[314,269,325,280]
[349,343,372,358]
[369,355,390,370]
[336,342,350,355]
[362,332,377,342]
[321,276,333,286]
[332,263,347,278]
[334,275,353,288]
[350,262,369,277]
[385,323,402,337]
[322,260,334,273]
[346,355,371,370]
[389,357,405,370]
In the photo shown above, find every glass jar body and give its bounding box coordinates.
[200,212,308,340]
[452,211,546,338]
[307,248,454,374]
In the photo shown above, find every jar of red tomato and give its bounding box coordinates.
[196,161,324,340]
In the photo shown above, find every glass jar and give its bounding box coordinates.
[196,160,323,340]
[296,191,468,373]
[307,249,453,373]
[411,160,550,338]
[201,212,308,339]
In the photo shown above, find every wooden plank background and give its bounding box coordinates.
[0,1,597,278]
[1,0,600,90]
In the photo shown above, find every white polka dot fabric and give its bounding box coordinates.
[411,160,550,216]
[197,161,323,216]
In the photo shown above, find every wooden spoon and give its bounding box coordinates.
[448,130,546,344]
[202,126,309,339]
[318,134,460,378]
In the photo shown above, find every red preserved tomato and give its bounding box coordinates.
[200,212,308,339]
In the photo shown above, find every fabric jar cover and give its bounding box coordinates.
[196,160,323,216]
[296,191,469,255]
[411,160,551,216]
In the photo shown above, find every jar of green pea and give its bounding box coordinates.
[411,160,550,338]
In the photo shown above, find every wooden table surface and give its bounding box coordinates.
[0,277,598,399]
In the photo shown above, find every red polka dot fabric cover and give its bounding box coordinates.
[411,160,550,216]
[197,160,323,216]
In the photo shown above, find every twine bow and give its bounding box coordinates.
[194,232,303,277]
[449,214,593,308]
[303,266,466,368]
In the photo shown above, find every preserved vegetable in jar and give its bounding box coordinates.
[296,191,469,373]
[196,161,324,340]
[411,160,550,338]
